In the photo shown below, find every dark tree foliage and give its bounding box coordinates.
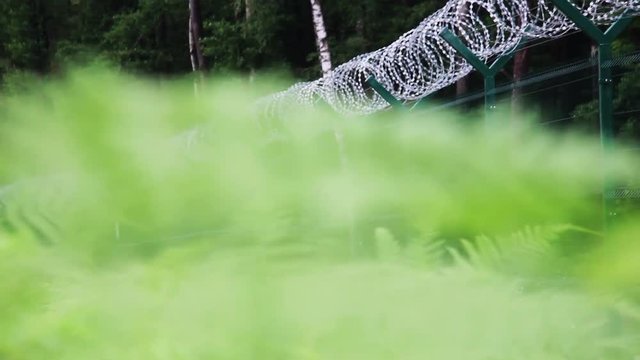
[0,0,638,138]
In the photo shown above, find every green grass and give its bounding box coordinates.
[0,68,639,359]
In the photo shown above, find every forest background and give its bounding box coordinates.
[0,0,639,136]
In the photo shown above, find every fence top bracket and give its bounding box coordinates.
[366,76,406,110]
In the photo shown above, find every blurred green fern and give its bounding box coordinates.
[0,68,639,359]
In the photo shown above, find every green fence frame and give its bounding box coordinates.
[365,76,406,110]
[551,0,634,230]
[439,28,526,117]
[368,5,636,232]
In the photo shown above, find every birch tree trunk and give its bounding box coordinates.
[309,0,332,75]
[188,0,206,94]
[308,0,355,253]
[188,0,206,72]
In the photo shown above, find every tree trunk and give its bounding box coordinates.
[245,0,255,82]
[188,0,205,94]
[245,0,253,21]
[456,77,468,97]
[309,0,332,75]
[188,0,206,72]
[511,48,529,113]
[30,0,55,73]
[308,0,354,252]
[455,2,469,97]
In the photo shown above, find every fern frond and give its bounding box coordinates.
[456,224,589,275]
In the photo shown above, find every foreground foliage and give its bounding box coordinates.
[0,70,639,359]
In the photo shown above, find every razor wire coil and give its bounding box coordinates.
[262,0,640,116]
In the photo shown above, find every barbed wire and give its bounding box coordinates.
[261,0,639,116]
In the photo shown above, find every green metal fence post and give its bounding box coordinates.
[551,0,633,230]
[366,76,406,110]
[440,28,525,118]
[599,43,614,151]
[484,76,497,117]
[410,95,430,111]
